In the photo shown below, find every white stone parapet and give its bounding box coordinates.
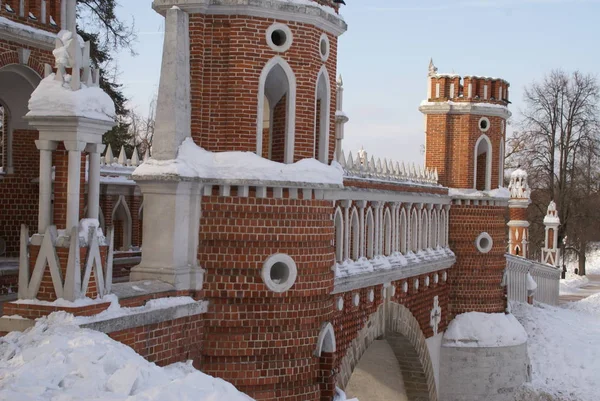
[504,253,560,306]
[337,148,439,186]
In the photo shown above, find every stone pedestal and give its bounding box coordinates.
[130,181,204,290]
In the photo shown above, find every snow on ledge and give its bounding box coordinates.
[448,187,510,200]
[133,137,344,186]
[420,100,510,110]
[27,74,116,122]
[443,312,528,348]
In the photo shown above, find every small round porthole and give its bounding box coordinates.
[475,232,493,254]
[261,253,297,292]
[266,23,293,53]
[479,117,491,132]
[319,33,330,62]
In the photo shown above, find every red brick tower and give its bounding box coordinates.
[149,1,347,400]
[420,61,511,316]
[507,168,531,257]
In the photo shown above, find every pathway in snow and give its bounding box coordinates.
[345,339,408,401]
[559,274,600,304]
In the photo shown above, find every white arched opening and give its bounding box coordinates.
[314,66,331,163]
[334,207,344,263]
[112,195,132,251]
[410,209,419,252]
[474,134,492,191]
[350,208,360,260]
[399,208,407,254]
[256,56,296,164]
[315,322,336,356]
[421,211,429,250]
[498,137,505,188]
[440,209,447,247]
[366,208,375,259]
[0,64,42,174]
[383,208,392,256]
[430,209,438,249]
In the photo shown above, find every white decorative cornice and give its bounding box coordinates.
[0,17,56,50]
[419,101,511,119]
[152,0,348,36]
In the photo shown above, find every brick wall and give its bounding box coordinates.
[448,204,507,316]
[189,14,338,163]
[197,192,334,401]
[0,0,61,32]
[425,114,505,189]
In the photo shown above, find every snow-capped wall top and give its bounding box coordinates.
[443,312,528,348]
[509,168,531,200]
[133,138,344,186]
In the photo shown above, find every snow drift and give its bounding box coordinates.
[0,313,253,401]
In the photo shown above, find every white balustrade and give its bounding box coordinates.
[505,254,560,305]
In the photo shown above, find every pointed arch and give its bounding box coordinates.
[430,208,438,249]
[314,65,331,163]
[421,211,429,250]
[365,208,375,259]
[474,134,492,191]
[334,207,344,263]
[256,56,296,164]
[315,322,336,356]
[411,209,419,252]
[439,209,447,248]
[383,208,392,256]
[112,195,132,251]
[349,208,360,260]
[399,208,408,254]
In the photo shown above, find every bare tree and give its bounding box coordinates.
[507,70,600,274]
[130,93,157,156]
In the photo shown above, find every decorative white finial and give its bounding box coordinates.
[509,167,531,199]
[428,58,438,76]
[544,201,560,225]
[337,74,343,87]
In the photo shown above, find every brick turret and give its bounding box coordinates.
[421,61,511,316]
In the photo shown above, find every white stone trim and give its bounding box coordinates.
[365,207,375,259]
[152,0,348,37]
[265,22,293,53]
[334,206,344,263]
[499,137,505,188]
[315,322,336,356]
[419,101,512,119]
[256,56,296,164]
[0,16,56,50]
[353,292,360,306]
[474,134,492,191]
[475,232,493,254]
[112,195,133,250]
[337,296,344,311]
[349,207,360,260]
[315,65,331,163]
[261,253,298,293]
[383,207,392,256]
[478,116,491,132]
[319,33,330,62]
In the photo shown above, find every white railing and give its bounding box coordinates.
[100,144,149,168]
[505,254,560,306]
[337,149,439,186]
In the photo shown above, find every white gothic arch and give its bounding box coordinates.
[334,207,344,263]
[383,208,392,256]
[399,208,408,254]
[256,56,297,164]
[421,211,429,250]
[430,208,439,249]
[411,209,419,252]
[350,207,360,260]
[474,134,493,191]
[315,322,336,356]
[365,208,375,259]
[314,65,331,163]
[112,195,133,251]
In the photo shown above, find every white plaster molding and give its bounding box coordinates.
[319,33,330,62]
[265,22,293,53]
[151,0,347,37]
[315,65,331,163]
[419,101,511,119]
[315,322,336,356]
[261,253,298,293]
[430,295,441,335]
[0,17,56,50]
[474,134,493,191]
[475,232,493,254]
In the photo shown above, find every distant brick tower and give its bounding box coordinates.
[507,168,531,257]
[147,1,347,400]
[420,61,511,316]
[542,201,561,267]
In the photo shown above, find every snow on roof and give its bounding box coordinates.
[443,312,528,348]
[133,137,344,186]
[0,312,254,401]
[27,74,116,122]
[282,0,343,19]
[420,100,509,109]
[448,187,511,199]
[0,16,57,43]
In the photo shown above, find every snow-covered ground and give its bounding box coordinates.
[559,243,600,295]
[0,313,253,401]
[513,296,600,401]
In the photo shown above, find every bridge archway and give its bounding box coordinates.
[336,302,437,401]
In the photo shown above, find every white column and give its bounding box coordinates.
[372,202,382,256]
[391,203,399,253]
[64,141,86,230]
[356,200,366,259]
[85,143,105,220]
[35,140,57,233]
[341,200,351,261]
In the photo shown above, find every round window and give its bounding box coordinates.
[319,33,330,62]
[266,23,293,53]
[479,117,491,132]
[475,232,493,254]
[261,253,298,292]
